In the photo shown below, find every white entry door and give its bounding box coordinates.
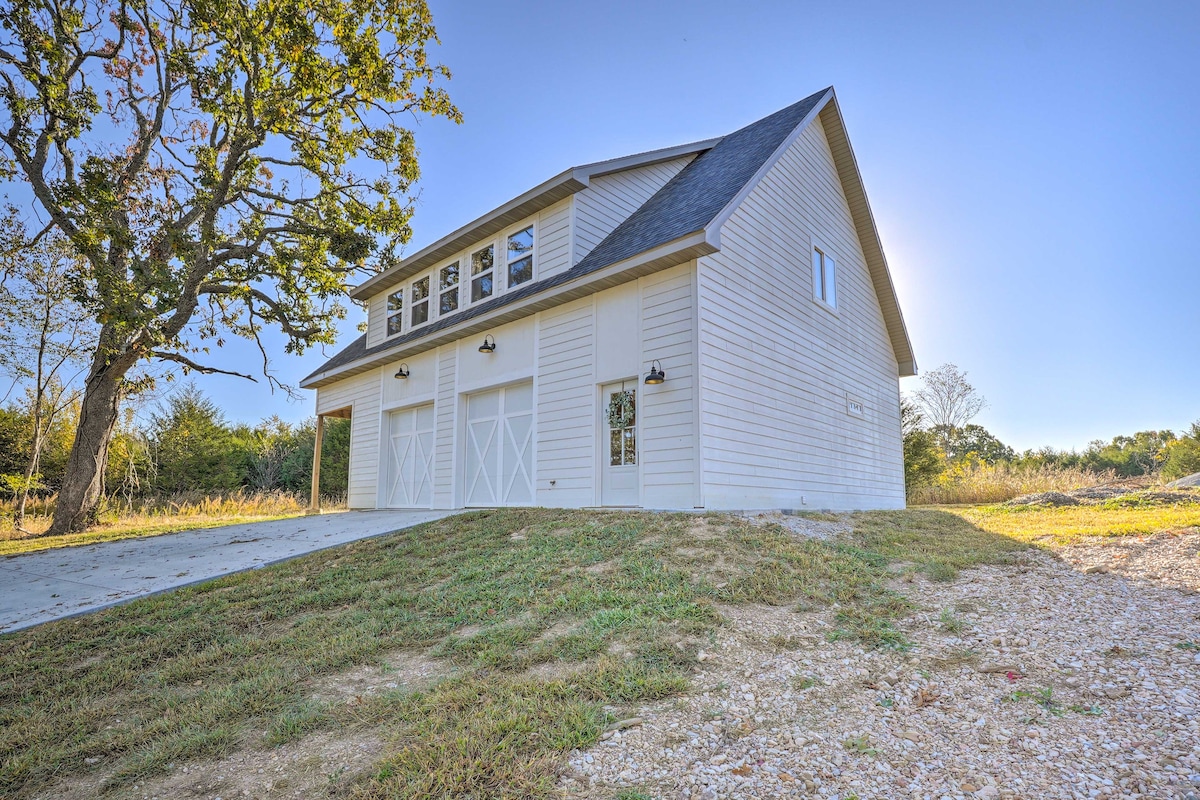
[385,404,435,508]
[464,382,534,507]
[601,381,639,506]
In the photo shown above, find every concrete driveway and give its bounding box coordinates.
[0,509,458,633]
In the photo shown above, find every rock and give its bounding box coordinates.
[710,754,726,765]
[978,663,1019,674]
[605,717,643,732]
[1166,471,1200,488]
[901,730,921,742]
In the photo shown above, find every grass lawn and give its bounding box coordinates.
[0,507,1024,799]
[939,498,1200,545]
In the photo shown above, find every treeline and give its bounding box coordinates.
[1,384,349,502]
[903,364,1200,501]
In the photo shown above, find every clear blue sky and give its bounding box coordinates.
[200,0,1200,452]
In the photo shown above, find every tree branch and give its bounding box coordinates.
[151,351,257,381]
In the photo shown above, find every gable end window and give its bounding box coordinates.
[506,225,534,288]
[439,261,460,315]
[411,275,430,326]
[471,244,495,303]
[812,246,837,309]
[386,290,404,336]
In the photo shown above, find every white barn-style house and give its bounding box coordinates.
[301,87,916,512]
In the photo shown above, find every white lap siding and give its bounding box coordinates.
[639,264,701,509]
[535,199,572,280]
[434,346,457,509]
[326,266,703,511]
[535,299,595,507]
[697,116,904,511]
[573,156,695,265]
[316,369,382,509]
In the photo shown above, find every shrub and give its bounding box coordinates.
[1162,422,1200,480]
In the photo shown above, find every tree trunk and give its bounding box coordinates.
[47,359,130,535]
[14,425,42,530]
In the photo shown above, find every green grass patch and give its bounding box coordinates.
[0,507,1018,798]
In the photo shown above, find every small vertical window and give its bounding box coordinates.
[812,247,837,308]
[506,225,534,288]
[439,261,460,315]
[386,290,403,336]
[411,275,430,326]
[471,244,494,302]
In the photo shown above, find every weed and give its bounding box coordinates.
[842,734,877,756]
[265,700,333,746]
[766,634,808,651]
[615,791,653,800]
[938,608,965,633]
[1068,705,1104,716]
[792,675,820,691]
[877,696,894,708]
[1006,687,1064,717]
[1176,641,1200,652]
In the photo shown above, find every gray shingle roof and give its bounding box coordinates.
[303,88,831,386]
[575,88,828,274]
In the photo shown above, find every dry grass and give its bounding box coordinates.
[0,491,340,556]
[909,462,1116,505]
[945,498,1200,545]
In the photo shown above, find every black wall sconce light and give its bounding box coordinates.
[478,334,496,354]
[394,363,410,379]
[644,359,665,385]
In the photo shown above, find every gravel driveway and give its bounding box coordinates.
[562,532,1200,800]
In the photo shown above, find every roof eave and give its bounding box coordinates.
[348,138,722,303]
[815,93,918,377]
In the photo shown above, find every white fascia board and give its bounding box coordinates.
[702,88,834,250]
[579,137,723,180]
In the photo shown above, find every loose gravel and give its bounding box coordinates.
[560,536,1200,800]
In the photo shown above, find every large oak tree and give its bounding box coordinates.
[0,0,459,533]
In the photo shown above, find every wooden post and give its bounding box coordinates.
[309,414,324,514]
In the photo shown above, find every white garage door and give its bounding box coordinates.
[384,404,435,508]
[465,382,534,507]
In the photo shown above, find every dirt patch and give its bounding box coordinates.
[743,510,854,541]
[584,559,618,575]
[687,517,727,541]
[311,648,449,703]
[51,729,387,800]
